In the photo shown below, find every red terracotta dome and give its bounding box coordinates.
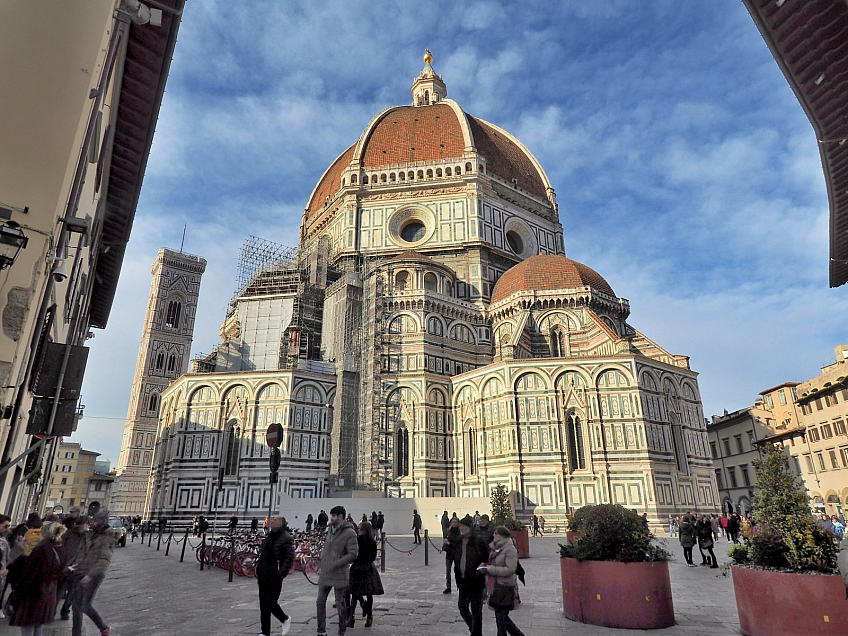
[490,254,616,304]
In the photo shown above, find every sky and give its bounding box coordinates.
[73,0,848,466]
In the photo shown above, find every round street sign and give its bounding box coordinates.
[265,423,283,448]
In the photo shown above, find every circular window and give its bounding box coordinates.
[506,231,524,255]
[401,221,426,243]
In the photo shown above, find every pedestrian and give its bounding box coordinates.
[193,515,200,537]
[10,521,67,636]
[678,513,697,567]
[442,516,460,594]
[0,514,10,619]
[317,510,328,531]
[696,515,718,568]
[316,506,358,636]
[476,514,495,546]
[256,516,294,636]
[411,509,422,544]
[58,515,90,620]
[641,513,649,532]
[3,524,28,616]
[474,511,481,526]
[832,515,845,539]
[710,514,721,542]
[228,514,238,534]
[70,510,115,636]
[346,521,383,629]
[480,526,525,636]
[198,515,208,536]
[375,512,384,537]
[63,508,80,530]
[360,513,368,525]
[530,515,539,537]
[22,513,42,557]
[538,516,546,533]
[370,511,379,539]
[448,514,489,636]
[305,514,314,533]
[668,515,676,537]
[251,517,259,534]
[727,513,741,544]
[440,510,450,538]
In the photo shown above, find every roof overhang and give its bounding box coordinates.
[743,0,848,287]
[90,0,185,328]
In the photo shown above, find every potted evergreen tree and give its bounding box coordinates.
[490,484,529,557]
[729,444,844,636]
[559,504,674,629]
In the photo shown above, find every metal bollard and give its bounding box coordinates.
[228,535,236,583]
[140,527,144,544]
[148,527,153,546]
[200,533,206,571]
[424,529,429,566]
[165,533,172,556]
[180,527,190,562]
[157,531,162,551]
[380,535,386,573]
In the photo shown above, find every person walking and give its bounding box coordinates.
[411,509,422,544]
[475,514,495,546]
[316,506,358,636]
[710,514,721,543]
[440,511,450,538]
[668,515,676,537]
[448,515,489,636]
[22,513,42,557]
[251,517,259,534]
[678,513,697,567]
[442,516,460,594]
[727,513,741,544]
[346,521,383,628]
[479,526,525,636]
[316,510,328,531]
[697,515,718,568]
[529,515,539,537]
[256,516,294,636]
[10,521,67,636]
[370,511,379,538]
[59,515,90,620]
[228,514,239,534]
[305,514,314,533]
[375,512,384,537]
[70,510,115,636]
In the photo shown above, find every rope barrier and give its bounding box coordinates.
[427,536,445,554]
[383,537,421,555]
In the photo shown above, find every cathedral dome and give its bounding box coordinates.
[490,254,616,304]
[304,53,552,221]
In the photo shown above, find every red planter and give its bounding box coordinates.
[732,566,848,636]
[560,557,674,629]
[566,531,581,545]
[513,529,530,558]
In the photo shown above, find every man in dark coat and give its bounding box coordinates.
[411,509,422,544]
[449,514,489,636]
[475,514,495,546]
[256,516,295,636]
[375,511,385,536]
[442,515,461,594]
[316,510,328,530]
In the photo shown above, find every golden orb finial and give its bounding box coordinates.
[424,48,432,65]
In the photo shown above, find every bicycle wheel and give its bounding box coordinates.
[237,551,257,577]
[301,556,319,585]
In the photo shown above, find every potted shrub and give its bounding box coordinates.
[559,504,673,629]
[729,444,844,636]
[490,484,530,557]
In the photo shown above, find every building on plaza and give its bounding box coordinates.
[0,0,186,517]
[710,345,848,519]
[112,248,206,516]
[45,442,101,513]
[145,53,717,526]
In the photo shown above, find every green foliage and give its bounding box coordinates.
[746,444,838,572]
[490,484,514,526]
[558,504,670,563]
[726,542,750,565]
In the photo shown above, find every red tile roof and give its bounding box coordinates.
[467,116,547,200]
[362,104,465,167]
[490,254,615,304]
[305,143,355,219]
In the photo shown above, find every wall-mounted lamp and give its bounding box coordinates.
[0,221,28,269]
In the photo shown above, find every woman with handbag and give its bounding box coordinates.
[479,526,525,636]
[346,521,383,628]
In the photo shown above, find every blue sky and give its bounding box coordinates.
[75,1,848,465]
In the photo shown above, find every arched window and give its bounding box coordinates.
[224,422,240,476]
[395,271,409,291]
[424,272,438,291]
[567,413,585,471]
[436,168,443,177]
[155,352,165,370]
[167,354,176,373]
[424,90,430,105]
[446,167,452,177]
[455,165,462,175]
[351,174,357,184]
[427,316,443,336]
[417,170,424,179]
[148,393,158,413]
[395,427,409,477]
[363,174,369,184]
[550,328,565,357]
[465,162,472,172]
[426,169,433,178]
[165,300,182,329]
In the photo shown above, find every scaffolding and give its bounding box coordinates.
[231,236,298,303]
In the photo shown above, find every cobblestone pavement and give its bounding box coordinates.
[0,532,743,636]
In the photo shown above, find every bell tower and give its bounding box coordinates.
[111,248,206,516]
[411,49,447,106]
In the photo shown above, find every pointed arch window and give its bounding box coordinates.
[395,427,409,477]
[566,413,586,471]
[165,300,182,329]
[148,393,159,414]
[224,422,240,476]
[466,427,477,475]
[155,352,165,370]
[550,328,565,357]
[167,354,176,373]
